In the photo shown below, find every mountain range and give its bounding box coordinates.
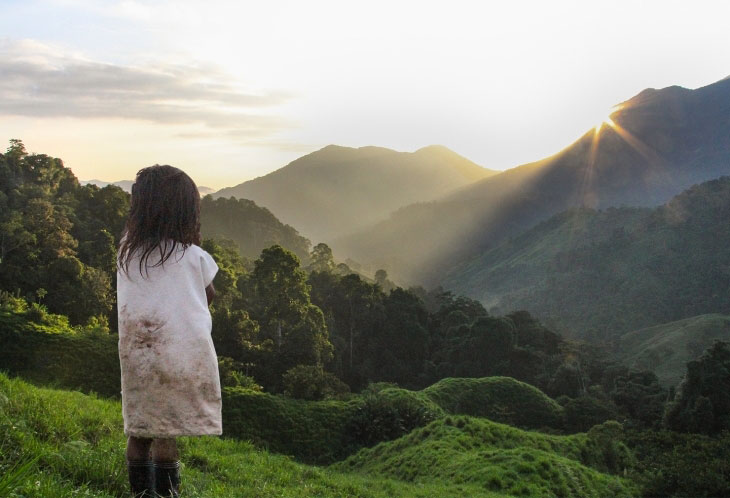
[213,144,497,243]
[331,76,730,287]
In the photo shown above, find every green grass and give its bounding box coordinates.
[0,372,509,497]
[618,314,730,386]
[333,416,638,497]
[423,377,564,430]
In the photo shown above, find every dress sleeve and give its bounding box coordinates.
[199,248,219,288]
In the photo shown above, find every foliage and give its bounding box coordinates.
[217,356,262,391]
[562,394,618,433]
[0,141,118,325]
[0,305,120,398]
[610,370,667,430]
[282,364,350,401]
[346,388,443,447]
[200,195,311,263]
[239,245,333,391]
[627,429,730,497]
[445,177,730,341]
[221,387,359,464]
[664,341,730,434]
[423,377,564,430]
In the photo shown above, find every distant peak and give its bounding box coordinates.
[414,145,458,155]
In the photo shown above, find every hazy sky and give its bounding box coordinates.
[1,0,728,189]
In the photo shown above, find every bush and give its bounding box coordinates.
[627,429,730,497]
[346,388,442,447]
[665,341,730,435]
[282,364,350,400]
[0,308,120,398]
[563,395,618,433]
[218,356,262,391]
[222,387,360,464]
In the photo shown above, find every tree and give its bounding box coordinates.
[243,245,333,390]
[307,242,335,273]
[665,341,730,434]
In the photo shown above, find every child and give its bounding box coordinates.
[117,165,221,497]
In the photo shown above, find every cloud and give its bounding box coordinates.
[0,39,293,137]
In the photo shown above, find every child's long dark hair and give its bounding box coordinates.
[118,164,201,276]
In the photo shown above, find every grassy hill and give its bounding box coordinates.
[0,373,639,497]
[422,377,563,430]
[441,177,730,340]
[0,373,513,497]
[333,416,637,497]
[618,314,730,387]
[333,76,730,287]
[214,144,496,245]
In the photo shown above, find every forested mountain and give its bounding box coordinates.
[200,195,311,263]
[214,144,496,243]
[333,76,730,286]
[442,177,730,341]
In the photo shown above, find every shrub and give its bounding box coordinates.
[563,395,618,433]
[282,364,350,400]
[346,388,442,447]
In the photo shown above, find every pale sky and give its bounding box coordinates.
[1,0,728,189]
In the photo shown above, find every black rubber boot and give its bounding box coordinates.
[154,460,180,497]
[127,459,154,497]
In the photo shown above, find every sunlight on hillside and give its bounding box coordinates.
[593,104,622,135]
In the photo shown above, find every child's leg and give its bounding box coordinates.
[126,436,154,497]
[152,438,180,497]
[127,436,153,460]
[151,438,178,461]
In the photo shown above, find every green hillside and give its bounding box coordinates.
[0,373,507,498]
[442,177,730,340]
[333,77,730,287]
[200,195,312,263]
[618,314,730,387]
[333,416,636,497]
[214,144,496,245]
[0,373,639,497]
[422,377,563,430]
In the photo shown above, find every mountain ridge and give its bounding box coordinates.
[332,76,730,286]
[214,144,498,244]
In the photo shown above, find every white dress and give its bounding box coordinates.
[117,242,221,437]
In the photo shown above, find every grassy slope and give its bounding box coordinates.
[333,416,637,498]
[618,314,730,387]
[0,373,505,498]
[422,377,563,429]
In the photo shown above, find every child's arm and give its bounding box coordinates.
[205,283,216,306]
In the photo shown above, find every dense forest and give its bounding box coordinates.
[2,140,730,496]
[444,177,730,340]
